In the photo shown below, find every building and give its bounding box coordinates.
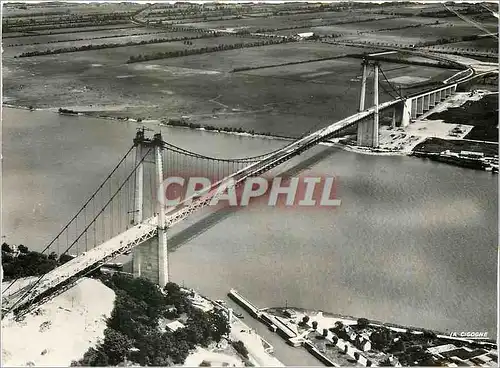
[165,320,185,332]
[294,32,315,40]
[284,309,297,319]
[355,336,372,352]
[459,151,484,158]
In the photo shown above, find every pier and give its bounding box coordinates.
[228,289,263,318]
[228,289,300,344]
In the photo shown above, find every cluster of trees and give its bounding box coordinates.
[17,34,218,58]
[369,327,443,365]
[269,4,346,16]
[148,10,241,22]
[164,119,272,137]
[3,10,66,18]
[419,34,483,47]
[3,13,132,31]
[232,53,354,73]
[356,21,440,35]
[127,37,295,63]
[58,108,78,115]
[4,20,130,33]
[231,341,249,359]
[72,276,230,366]
[1,243,76,281]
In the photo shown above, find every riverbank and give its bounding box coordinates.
[1,277,115,367]
[266,307,498,367]
[182,288,285,367]
[4,88,496,170]
[227,290,497,367]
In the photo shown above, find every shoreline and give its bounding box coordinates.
[228,291,497,367]
[182,287,286,367]
[1,104,405,155]
[265,306,498,345]
[4,105,497,172]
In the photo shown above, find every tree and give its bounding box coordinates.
[2,243,12,252]
[18,244,29,253]
[208,310,230,342]
[74,347,110,366]
[232,340,249,359]
[312,321,318,330]
[59,253,74,264]
[422,329,437,340]
[302,315,310,324]
[323,328,329,337]
[357,318,369,328]
[100,328,134,365]
[379,357,392,366]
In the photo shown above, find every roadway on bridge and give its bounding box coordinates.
[4,49,496,318]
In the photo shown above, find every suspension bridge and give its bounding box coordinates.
[2,57,495,320]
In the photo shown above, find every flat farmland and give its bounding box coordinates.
[171,10,388,24]
[341,20,498,46]
[2,24,137,38]
[5,31,205,56]
[177,12,391,31]
[5,35,261,65]
[2,27,173,47]
[1,3,479,139]
[240,57,458,95]
[276,16,441,37]
[143,43,381,72]
[2,3,142,17]
[3,34,460,140]
[373,4,470,15]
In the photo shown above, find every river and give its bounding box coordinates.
[2,107,497,364]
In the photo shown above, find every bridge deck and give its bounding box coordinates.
[3,99,402,315]
[1,97,436,316]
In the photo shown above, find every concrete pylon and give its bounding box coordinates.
[132,130,145,278]
[429,93,436,108]
[359,60,368,112]
[423,94,430,111]
[154,133,169,288]
[373,62,379,148]
[356,60,369,146]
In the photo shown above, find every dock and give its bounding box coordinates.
[228,289,263,318]
[228,289,301,343]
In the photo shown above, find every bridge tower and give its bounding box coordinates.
[356,59,369,145]
[357,59,380,148]
[132,129,169,288]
